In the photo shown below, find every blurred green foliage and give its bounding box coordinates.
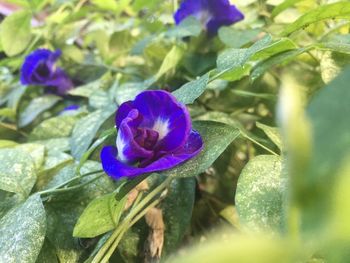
[0,0,350,262]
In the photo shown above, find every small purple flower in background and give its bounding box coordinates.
[59,104,80,115]
[174,0,244,36]
[63,104,80,111]
[101,90,203,179]
[20,49,73,95]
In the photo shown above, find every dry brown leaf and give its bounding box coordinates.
[125,180,149,210]
[144,207,165,262]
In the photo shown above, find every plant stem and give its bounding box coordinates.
[92,176,173,263]
[39,174,104,197]
[38,170,104,196]
[101,198,162,263]
[242,133,279,156]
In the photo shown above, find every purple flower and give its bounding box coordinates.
[100,90,203,179]
[59,104,80,115]
[174,0,244,36]
[63,104,80,111]
[20,49,73,95]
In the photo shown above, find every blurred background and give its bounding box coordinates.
[0,0,350,262]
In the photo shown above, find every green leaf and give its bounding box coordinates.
[281,2,350,36]
[271,0,303,18]
[115,79,155,104]
[183,52,216,76]
[91,0,118,11]
[36,239,58,263]
[33,138,70,152]
[29,114,82,140]
[164,121,240,178]
[89,90,112,109]
[256,122,283,151]
[0,107,16,119]
[109,30,133,55]
[45,162,114,262]
[69,64,108,83]
[67,80,101,98]
[196,111,241,127]
[45,202,84,263]
[218,27,260,48]
[173,73,209,104]
[5,84,26,110]
[0,10,32,56]
[251,47,311,81]
[132,0,162,11]
[251,38,297,60]
[331,160,350,240]
[43,150,73,172]
[166,16,202,38]
[75,129,116,174]
[15,143,45,170]
[18,95,61,128]
[0,148,36,198]
[73,193,127,238]
[300,67,350,233]
[0,191,21,219]
[216,35,272,73]
[236,155,283,233]
[0,140,18,148]
[144,39,172,67]
[167,232,297,263]
[217,38,297,80]
[45,161,112,198]
[317,42,350,55]
[155,45,184,80]
[117,175,196,261]
[70,105,116,159]
[162,177,196,255]
[215,35,273,81]
[320,51,350,84]
[0,194,46,263]
[214,64,252,82]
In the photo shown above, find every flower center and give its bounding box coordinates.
[35,61,51,79]
[152,118,170,141]
[134,128,159,150]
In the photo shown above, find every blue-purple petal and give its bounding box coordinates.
[116,109,154,164]
[63,104,80,111]
[21,49,61,85]
[20,49,73,95]
[115,101,135,128]
[173,0,244,35]
[100,129,203,179]
[101,90,203,180]
[44,68,73,95]
[132,90,191,152]
[206,4,244,35]
[174,0,203,25]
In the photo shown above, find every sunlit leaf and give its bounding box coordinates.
[0,10,32,56]
[73,193,127,238]
[0,148,36,198]
[236,155,283,233]
[281,2,350,36]
[0,194,46,263]
[18,95,61,128]
[165,121,240,178]
[70,105,116,159]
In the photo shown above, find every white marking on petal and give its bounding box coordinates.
[152,118,170,140]
[116,133,128,163]
[195,10,212,25]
